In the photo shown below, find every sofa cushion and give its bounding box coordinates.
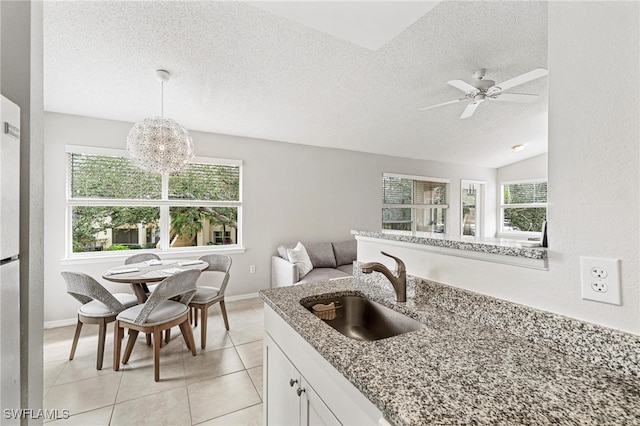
[297,268,350,285]
[336,263,353,275]
[287,242,313,278]
[304,242,337,268]
[332,240,357,266]
[277,244,295,260]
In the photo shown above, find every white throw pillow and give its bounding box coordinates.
[287,242,313,279]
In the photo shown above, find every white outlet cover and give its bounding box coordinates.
[580,257,621,305]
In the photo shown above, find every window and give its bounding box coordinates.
[461,180,484,237]
[382,173,449,233]
[500,180,547,234]
[66,145,242,254]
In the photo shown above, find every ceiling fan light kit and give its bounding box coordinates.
[419,67,548,119]
[126,69,194,175]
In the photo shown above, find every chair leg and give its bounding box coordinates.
[153,328,162,382]
[179,320,197,357]
[219,299,230,330]
[165,328,171,344]
[113,320,123,372]
[69,318,83,361]
[200,305,208,349]
[146,333,152,346]
[122,329,139,364]
[96,319,107,370]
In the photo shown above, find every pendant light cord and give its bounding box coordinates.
[161,80,164,118]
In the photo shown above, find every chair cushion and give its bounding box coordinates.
[304,242,337,268]
[115,293,139,308]
[333,240,357,266]
[197,271,226,288]
[190,286,221,304]
[78,293,138,317]
[117,300,188,326]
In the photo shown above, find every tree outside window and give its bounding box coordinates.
[67,149,241,254]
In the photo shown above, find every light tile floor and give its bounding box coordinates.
[43,297,265,425]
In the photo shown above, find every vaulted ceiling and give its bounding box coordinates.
[43,1,548,168]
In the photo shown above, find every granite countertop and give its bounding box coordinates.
[351,229,547,260]
[260,277,640,426]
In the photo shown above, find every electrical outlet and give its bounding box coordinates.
[580,257,621,305]
[249,265,256,274]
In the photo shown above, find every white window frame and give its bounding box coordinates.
[382,173,450,234]
[65,145,243,258]
[460,179,485,237]
[499,178,547,238]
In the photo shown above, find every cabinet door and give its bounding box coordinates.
[265,336,301,426]
[300,380,341,426]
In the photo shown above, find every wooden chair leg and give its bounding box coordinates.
[122,329,139,364]
[146,333,152,346]
[96,319,107,370]
[113,320,123,372]
[200,305,208,349]
[69,318,83,361]
[219,299,230,330]
[165,328,171,344]
[153,328,162,382]
[179,320,197,356]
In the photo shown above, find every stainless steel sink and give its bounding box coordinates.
[302,295,425,341]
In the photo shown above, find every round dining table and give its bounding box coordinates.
[102,259,209,303]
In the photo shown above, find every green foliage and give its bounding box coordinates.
[70,153,240,252]
[502,182,547,232]
[168,164,239,201]
[70,154,161,199]
[105,244,129,251]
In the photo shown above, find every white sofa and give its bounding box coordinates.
[271,240,357,287]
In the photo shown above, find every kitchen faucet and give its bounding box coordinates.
[360,251,407,302]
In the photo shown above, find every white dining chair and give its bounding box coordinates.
[62,271,138,370]
[113,269,200,382]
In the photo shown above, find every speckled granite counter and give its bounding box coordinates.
[352,229,548,269]
[260,273,640,425]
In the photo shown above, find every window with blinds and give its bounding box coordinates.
[501,181,547,233]
[66,147,242,254]
[382,173,449,233]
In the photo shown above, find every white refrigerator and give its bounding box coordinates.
[0,95,21,423]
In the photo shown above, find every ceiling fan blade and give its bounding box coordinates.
[493,68,548,92]
[447,80,478,93]
[418,98,466,111]
[460,100,482,119]
[488,93,539,103]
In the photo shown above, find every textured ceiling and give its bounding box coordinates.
[43,1,548,168]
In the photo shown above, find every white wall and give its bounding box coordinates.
[497,153,547,183]
[361,2,640,334]
[43,112,497,325]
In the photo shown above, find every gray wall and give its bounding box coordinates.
[43,112,498,325]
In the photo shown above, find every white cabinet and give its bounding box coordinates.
[264,304,383,426]
[265,334,339,426]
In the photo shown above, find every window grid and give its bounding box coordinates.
[382,173,449,233]
[66,148,242,255]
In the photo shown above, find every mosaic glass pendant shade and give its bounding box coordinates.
[127,70,194,175]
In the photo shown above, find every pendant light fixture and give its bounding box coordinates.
[127,69,194,175]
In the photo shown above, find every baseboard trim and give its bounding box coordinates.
[43,292,262,329]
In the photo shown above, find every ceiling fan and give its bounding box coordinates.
[419,68,548,119]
